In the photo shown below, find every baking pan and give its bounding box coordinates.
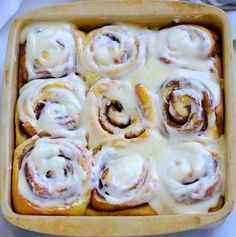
[0,0,234,236]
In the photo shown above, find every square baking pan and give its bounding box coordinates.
[0,0,234,236]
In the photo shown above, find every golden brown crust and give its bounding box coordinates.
[12,136,91,215]
[86,204,157,216]
[15,104,29,146]
[15,102,49,146]
[203,89,223,140]
[214,54,223,78]
[89,195,224,215]
[135,84,154,121]
[90,189,156,214]
[73,28,86,75]
[91,189,133,211]
[215,89,224,136]
[18,43,28,88]
[208,196,224,212]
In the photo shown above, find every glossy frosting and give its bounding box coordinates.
[21,22,76,79]
[18,137,91,207]
[17,23,224,214]
[77,24,146,85]
[18,73,87,142]
[92,146,158,206]
[82,78,154,147]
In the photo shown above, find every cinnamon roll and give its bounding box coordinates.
[153,142,222,214]
[90,146,158,214]
[15,73,87,146]
[156,25,221,76]
[19,22,84,86]
[13,23,225,216]
[12,136,91,215]
[85,78,154,148]
[77,25,146,85]
[159,72,223,139]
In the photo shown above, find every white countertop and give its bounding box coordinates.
[0,0,236,236]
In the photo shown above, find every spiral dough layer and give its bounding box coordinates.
[156,24,219,75]
[91,146,158,211]
[159,73,223,139]
[17,73,87,142]
[78,25,146,84]
[12,136,92,215]
[20,23,83,82]
[85,78,154,147]
[155,142,222,213]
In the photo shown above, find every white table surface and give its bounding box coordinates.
[0,0,236,236]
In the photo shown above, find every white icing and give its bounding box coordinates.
[148,141,222,214]
[78,25,146,85]
[18,73,87,142]
[79,25,223,214]
[92,146,159,205]
[82,78,154,147]
[17,23,224,215]
[21,22,76,79]
[155,25,216,73]
[96,130,222,214]
[18,137,91,207]
[106,155,144,189]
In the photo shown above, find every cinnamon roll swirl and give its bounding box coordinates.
[85,78,154,148]
[156,25,221,76]
[19,22,84,86]
[78,25,146,85]
[12,136,91,215]
[154,142,222,214]
[15,73,87,146]
[159,72,223,139]
[90,146,158,214]
[13,23,225,216]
